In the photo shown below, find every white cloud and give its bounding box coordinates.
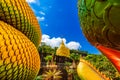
[39,11,45,15]
[42,34,50,40]
[26,0,36,3]
[41,34,66,48]
[41,34,81,50]
[66,42,81,50]
[26,0,40,5]
[37,16,45,21]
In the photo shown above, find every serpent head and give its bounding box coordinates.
[78,0,120,72]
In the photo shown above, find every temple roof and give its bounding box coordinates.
[56,40,70,57]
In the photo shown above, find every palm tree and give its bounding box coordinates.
[42,69,62,80]
[50,47,57,65]
[44,55,53,66]
[38,42,56,62]
[70,53,80,69]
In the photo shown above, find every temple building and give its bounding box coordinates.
[56,40,70,58]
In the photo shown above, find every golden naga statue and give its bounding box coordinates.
[0,0,41,80]
[77,58,110,80]
[78,0,120,78]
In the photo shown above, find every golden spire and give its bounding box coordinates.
[56,40,70,57]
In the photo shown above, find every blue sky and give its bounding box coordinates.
[26,0,100,54]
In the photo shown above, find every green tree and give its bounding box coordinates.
[44,55,53,65]
[70,53,80,68]
[38,42,57,63]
